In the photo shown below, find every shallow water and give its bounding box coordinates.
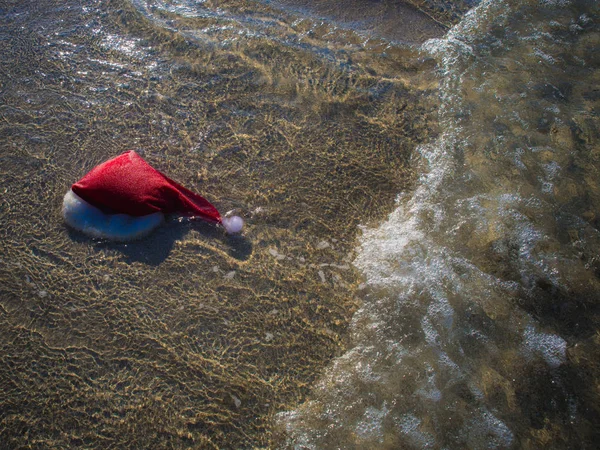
[1,0,598,448]
[0,0,442,448]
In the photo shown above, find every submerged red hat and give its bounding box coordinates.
[72,150,222,222]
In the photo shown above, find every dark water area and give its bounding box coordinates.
[1,0,599,449]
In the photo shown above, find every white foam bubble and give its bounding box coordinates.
[355,403,388,443]
[396,415,435,448]
[522,324,567,368]
[62,189,164,241]
[465,408,514,449]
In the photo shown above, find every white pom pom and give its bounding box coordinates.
[222,215,244,234]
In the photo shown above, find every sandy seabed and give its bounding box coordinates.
[0,0,453,447]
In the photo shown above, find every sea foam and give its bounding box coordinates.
[277,0,599,447]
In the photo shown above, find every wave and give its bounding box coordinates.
[277,0,600,447]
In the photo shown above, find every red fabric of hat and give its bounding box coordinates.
[71,151,222,223]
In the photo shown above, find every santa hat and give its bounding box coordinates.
[63,151,243,240]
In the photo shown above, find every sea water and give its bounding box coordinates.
[1,0,598,448]
[277,0,600,448]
